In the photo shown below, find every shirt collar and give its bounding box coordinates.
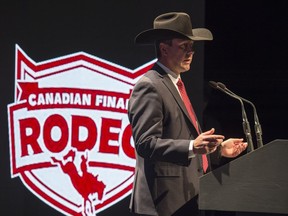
[156,61,180,84]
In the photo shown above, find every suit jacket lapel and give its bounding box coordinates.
[151,64,194,127]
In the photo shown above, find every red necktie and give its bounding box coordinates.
[176,78,208,172]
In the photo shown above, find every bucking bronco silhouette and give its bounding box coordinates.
[51,149,106,216]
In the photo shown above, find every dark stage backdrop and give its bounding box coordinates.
[204,0,288,149]
[0,1,206,216]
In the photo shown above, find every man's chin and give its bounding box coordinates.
[181,66,191,72]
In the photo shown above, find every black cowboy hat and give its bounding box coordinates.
[135,12,213,44]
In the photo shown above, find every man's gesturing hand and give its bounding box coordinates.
[193,128,224,155]
[220,138,248,158]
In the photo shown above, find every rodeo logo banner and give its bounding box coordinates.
[7,45,156,216]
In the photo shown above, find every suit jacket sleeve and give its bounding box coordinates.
[128,72,192,166]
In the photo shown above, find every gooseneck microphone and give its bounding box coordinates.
[209,81,254,152]
[217,82,263,148]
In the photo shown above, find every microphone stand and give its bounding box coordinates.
[217,82,263,148]
[209,81,254,152]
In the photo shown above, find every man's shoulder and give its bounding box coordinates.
[144,63,167,79]
[145,69,161,78]
[137,68,162,83]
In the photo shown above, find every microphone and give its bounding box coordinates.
[209,81,254,152]
[217,82,263,148]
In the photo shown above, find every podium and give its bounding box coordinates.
[199,139,288,215]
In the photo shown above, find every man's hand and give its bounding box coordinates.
[193,128,224,155]
[220,138,248,158]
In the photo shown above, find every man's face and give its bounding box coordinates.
[161,38,195,75]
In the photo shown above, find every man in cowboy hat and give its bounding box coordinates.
[128,12,247,216]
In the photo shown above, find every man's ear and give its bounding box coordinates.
[159,43,168,56]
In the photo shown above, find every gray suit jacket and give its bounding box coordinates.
[128,64,207,216]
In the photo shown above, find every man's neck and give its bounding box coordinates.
[157,61,179,79]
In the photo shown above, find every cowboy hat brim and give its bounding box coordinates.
[135,28,213,44]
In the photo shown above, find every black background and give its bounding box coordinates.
[1,0,287,215]
[204,0,288,146]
